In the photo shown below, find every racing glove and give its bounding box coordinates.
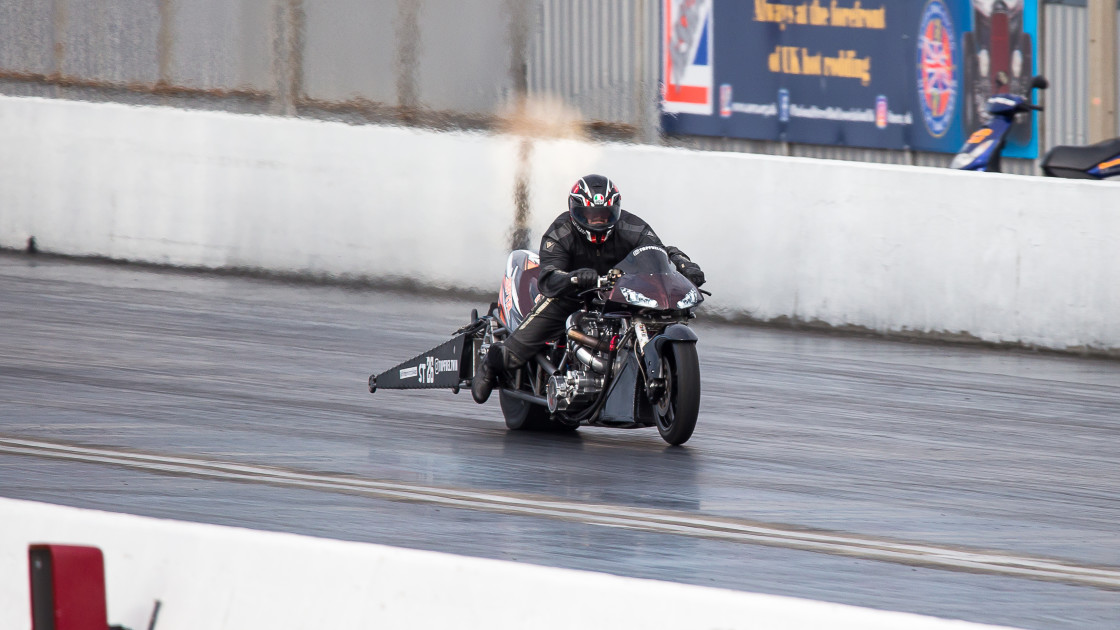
[567,268,599,290]
[678,260,706,287]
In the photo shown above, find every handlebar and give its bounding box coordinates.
[569,274,612,288]
[570,270,713,297]
[569,269,623,289]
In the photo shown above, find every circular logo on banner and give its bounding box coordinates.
[917,0,957,138]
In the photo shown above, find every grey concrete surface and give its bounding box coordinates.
[1,252,1118,629]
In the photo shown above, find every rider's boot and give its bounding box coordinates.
[471,344,505,404]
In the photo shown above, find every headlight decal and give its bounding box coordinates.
[677,288,700,309]
[620,287,658,308]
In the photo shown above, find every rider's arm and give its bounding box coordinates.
[630,219,694,270]
[538,226,579,298]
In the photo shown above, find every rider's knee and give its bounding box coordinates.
[490,341,528,372]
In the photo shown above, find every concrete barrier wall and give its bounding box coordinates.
[2,95,1118,353]
[0,498,1013,630]
[529,142,1120,352]
[0,96,517,290]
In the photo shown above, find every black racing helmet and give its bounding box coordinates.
[568,174,621,244]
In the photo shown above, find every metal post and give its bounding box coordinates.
[1035,1,1046,167]
[51,0,67,80]
[507,0,534,251]
[508,0,530,102]
[157,0,172,86]
[638,0,661,145]
[396,0,421,114]
[1087,0,1118,142]
[272,0,304,116]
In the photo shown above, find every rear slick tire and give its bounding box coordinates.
[500,380,553,431]
[654,343,701,446]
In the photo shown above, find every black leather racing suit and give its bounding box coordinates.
[499,210,694,367]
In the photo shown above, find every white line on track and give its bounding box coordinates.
[3,436,1118,590]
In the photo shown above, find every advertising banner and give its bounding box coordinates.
[661,0,1040,157]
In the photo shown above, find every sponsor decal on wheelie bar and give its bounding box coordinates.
[401,357,459,384]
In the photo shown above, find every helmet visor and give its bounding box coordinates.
[572,204,620,230]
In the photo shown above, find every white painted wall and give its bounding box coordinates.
[530,141,1120,352]
[0,498,1015,630]
[1,96,1118,352]
[0,96,516,290]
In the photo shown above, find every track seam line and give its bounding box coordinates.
[2,437,1118,590]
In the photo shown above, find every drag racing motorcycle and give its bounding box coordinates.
[951,74,1047,173]
[368,245,707,445]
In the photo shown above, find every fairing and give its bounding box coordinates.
[498,250,542,330]
[606,246,700,311]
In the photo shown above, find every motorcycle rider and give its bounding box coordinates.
[472,174,706,404]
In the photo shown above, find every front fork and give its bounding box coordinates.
[637,322,698,403]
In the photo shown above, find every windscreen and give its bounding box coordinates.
[613,246,676,275]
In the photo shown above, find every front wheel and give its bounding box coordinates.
[653,343,701,445]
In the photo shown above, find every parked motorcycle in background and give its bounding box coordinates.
[951,73,1047,173]
[1041,138,1120,181]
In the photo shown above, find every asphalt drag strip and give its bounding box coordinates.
[3,436,1117,592]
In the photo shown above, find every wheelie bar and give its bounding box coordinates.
[368,332,474,393]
